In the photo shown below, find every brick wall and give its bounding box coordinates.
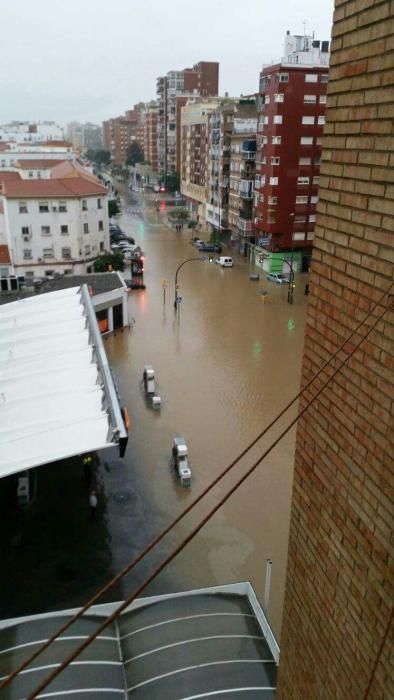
[276,2,393,698]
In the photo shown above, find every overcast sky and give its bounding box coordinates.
[0,0,334,126]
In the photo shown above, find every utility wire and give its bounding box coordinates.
[25,292,390,699]
[1,282,391,693]
[363,608,393,700]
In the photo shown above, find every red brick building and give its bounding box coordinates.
[276,3,393,698]
[103,105,145,166]
[255,33,330,258]
[156,61,219,174]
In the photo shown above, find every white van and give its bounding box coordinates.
[216,256,233,268]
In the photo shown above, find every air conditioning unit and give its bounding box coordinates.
[52,206,58,211]
[23,234,30,241]
[37,257,42,262]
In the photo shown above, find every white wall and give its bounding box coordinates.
[2,194,110,277]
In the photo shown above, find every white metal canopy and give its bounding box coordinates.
[0,285,127,479]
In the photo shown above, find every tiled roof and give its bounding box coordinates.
[15,159,66,169]
[49,161,100,184]
[1,176,107,198]
[0,245,11,264]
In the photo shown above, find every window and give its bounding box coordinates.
[85,245,91,255]
[305,74,318,83]
[299,157,311,165]
[97,198,102,209]
[21,226,30,236]
[83,223,89,234]
[264,95,270,104]
[268,196,278,205]
[273,115,282,124]
[82,199,87,211]
[295,215,307,223]
[313,176,320,185]
[262,136,268,145]
[319,95,327,104]
[296,196,308,204]
[29,171,34,178]
[271,157,280,165]
[100,241,104,252]
[301,137,313,145]
[272,136,282,145]
[302,116,315,125]
[43,248,54,258]
[293,232,305,241]
[60,225,69,235]
[39,202,49,212]
[98,220,104,231]
[23,249,32,259]
[278,73,289,82]
[263,115,269,125]
[320,74,329,83]
[41,226,51,236]
[311,196,319,204]
[297,177,310,185]
[269,177,278,185]
[267,217,276,224]
[318,115,325,125]
[304,95,317,103]
[309,214,316,222]
[274,93,284,102]
[59,201,67,212]
[62,247,72,259]
[19,201,28,213]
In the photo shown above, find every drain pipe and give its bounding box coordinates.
[264,559,273,617]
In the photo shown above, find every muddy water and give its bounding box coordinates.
[104,193,308,641]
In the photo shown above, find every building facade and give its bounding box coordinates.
[66,122,103,152]
[277,3,393,698]
[156,61,219,175]
[0,142,74,170]
[228,101,258,254]
[144,103,158,172]
[180,98,221,224]
[206,101,235,235]
[0,121,64,144]
[0,171,109,278]
[255,32,329,264]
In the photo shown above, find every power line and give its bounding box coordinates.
[25,290,390,699]
[1,281,391,693]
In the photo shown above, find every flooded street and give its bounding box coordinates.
[103,190,309,641]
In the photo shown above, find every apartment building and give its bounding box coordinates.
[156,61,219,175]
[66,122,103,151]
[180,98,221,224]
[144,103,158,172]
[206,101,235,235]
[276,3,393,697]
[0,121,64,144]
[0,164,109,278]
[228,100,258,254]
[0,142,74,170]
[254,32,329,269]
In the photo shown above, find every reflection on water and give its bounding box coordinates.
[105,193,308,641]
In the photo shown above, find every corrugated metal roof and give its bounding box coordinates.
[0,285,127,479]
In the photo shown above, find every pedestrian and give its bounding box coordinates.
[89,490,98,520]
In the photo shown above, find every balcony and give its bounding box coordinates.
[239,180,254,199]
[238,218,254,233]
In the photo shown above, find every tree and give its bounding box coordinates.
[93,252,124,272]
[164,172,180,193]
[108,199,120,218]
[126,142,144,166]
[85,149,111,165]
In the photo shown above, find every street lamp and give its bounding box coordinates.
[173,256,206,310]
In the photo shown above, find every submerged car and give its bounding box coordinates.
[267,273,289,284]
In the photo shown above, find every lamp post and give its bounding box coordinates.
[174,256,205,310]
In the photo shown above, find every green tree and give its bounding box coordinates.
[126,142,144,166]
[93,252,124,272]
[164,172,180,193]
[108,199,120,218]
[86,149,111,165]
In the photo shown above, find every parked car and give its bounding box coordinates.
[267,273,288,284]
[193,239,205,248]
[216,256,233,268]
[200,243,222,253]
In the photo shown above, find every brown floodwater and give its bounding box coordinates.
[104,192,308,642]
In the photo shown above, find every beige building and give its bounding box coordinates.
[180,98,220,224]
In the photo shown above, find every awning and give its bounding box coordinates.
[0,285,127,479]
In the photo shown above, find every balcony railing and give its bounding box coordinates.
[241,150,256,160]
[238,217,254,233]
[239,180,254,199]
